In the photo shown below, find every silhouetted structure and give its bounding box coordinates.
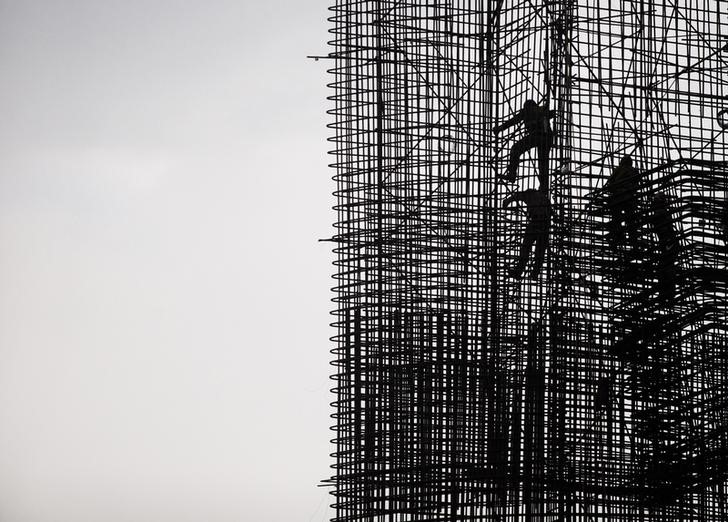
[324,1,728,520]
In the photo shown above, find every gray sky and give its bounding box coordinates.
[0,2,334,520]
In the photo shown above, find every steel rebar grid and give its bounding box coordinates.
[325,1,728,520]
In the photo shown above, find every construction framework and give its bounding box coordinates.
[325,1,728,520]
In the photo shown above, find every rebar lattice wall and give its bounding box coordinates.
[326,1,728,520]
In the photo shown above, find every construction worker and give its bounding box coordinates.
[604,154,641,249]
[493,99,555,189]
[648,193,679,300]
[504,189,551,279]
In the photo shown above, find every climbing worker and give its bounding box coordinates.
[604,154,641,250]
[648,193,679,300]
[493,99,555,189]
[504,189,551,279]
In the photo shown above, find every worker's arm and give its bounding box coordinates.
[493,112,522,134]
[503,191,526,207]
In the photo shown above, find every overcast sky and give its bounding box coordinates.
[0,2,334,520]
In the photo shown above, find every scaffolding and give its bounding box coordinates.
[325,1,728,520]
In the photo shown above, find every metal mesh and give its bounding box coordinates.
[325,1,728,520]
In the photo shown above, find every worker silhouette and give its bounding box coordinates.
[648,193,679,300]
[493,99,554,189]
[504,189,551,279]
[605,154,641,250]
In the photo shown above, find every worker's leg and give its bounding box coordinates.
[536,133,553,191]
[623,202,640,246]
[505,134,539,182]
[616,206,628,237]
[658,250,678,300]
[530,226,549,278]
[607,205,627,249]
[511,224,536,278]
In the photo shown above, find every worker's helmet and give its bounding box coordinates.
[620,154,633,168]
[718,108,728,130]
[523,99,538,110]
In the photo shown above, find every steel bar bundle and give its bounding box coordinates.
[324,1,728,520]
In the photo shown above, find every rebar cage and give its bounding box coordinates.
[325,1,728,520]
